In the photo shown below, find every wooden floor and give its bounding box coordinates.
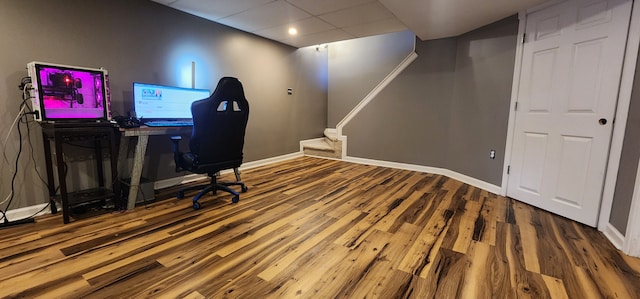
[1,156,639,298]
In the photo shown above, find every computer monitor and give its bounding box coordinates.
[27,61,111,122]
[132,82,210,121]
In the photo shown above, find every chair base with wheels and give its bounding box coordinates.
[176,168,248,210]
[172,136,248,210]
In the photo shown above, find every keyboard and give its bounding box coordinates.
[144,120,193,127]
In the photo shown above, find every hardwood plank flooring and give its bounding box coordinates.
[1,156,639,298]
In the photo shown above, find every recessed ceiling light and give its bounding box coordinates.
[288,27,298,35]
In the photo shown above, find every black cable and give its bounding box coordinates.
[25,117,49,190]
[20,85,63,196]
[20,81,36,115]
[0,110,51,225]
[21,84,56,194]
[0,84,30,223]
[1,112,25,223]
[0,79,47,226]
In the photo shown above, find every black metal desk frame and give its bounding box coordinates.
[41,123,120,224]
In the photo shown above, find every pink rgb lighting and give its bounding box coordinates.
[37,66,107,119]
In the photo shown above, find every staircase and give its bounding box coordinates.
[302,128,342,159]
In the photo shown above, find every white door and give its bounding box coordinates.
[507,0,632,226]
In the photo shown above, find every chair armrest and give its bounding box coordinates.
[170,135,182,149]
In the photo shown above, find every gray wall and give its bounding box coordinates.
[0,0,326,210]
[328,30,415,127]
[447,16,518,185]
[344,38,457,167]
[344,16,518,186]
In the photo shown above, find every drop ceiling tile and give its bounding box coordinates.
[319,2,394,28]
[281,29,354,48]
[342,18,407,37]
[254,17,336,40]
[154,0,546,48]
[217,0,311,33]
[380,0,548,40]
[170,0,276,20]
[285,0,374,15]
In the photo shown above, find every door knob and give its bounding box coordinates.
[599,118,607,125]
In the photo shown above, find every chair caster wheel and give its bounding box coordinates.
[193,202,201,210]
[241,186,248,193]
[177,191,184,199]
[232,196,239,203]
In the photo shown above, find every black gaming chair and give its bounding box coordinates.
[171,77,249,210]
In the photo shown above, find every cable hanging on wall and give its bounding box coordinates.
[0,80,49,228]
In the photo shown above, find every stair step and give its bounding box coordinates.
[303,139,334,151]
[303,136,342,159]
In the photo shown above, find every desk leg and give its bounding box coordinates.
[117,134,130,179]
[41,134,58,214]
[116,134,129,210]
[127,135,148,210]
[95,139,105,188]
[109,130,120,210]
[54,132,70,224]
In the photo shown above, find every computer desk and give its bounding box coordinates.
[119,126,191,210]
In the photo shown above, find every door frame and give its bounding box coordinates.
[622,0,640,257]
[501,0,640,255]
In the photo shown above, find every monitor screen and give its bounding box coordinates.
[27,62,110,122]
[133,82,210,120]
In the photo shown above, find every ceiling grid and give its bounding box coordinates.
[152,0,549,48]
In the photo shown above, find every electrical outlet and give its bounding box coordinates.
[489,149,496,160]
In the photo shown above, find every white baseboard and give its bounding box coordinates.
[603,223,625,250]
[7,152,305,218]
[153,151,305,190]
[5,152,500,220]
[154,174,207,190]
[4,203,51,221]
[240,152,304,170]
[303,153,343,161]
[8,152,501,221]
[343,156,502,195]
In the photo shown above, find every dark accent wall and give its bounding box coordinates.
[0,0,326,209]
[610,49,640,234]
[344,16,518,186]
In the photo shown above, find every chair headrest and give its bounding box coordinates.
[210,77,246,101]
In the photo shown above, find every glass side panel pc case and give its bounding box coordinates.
[27,61,111,122]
